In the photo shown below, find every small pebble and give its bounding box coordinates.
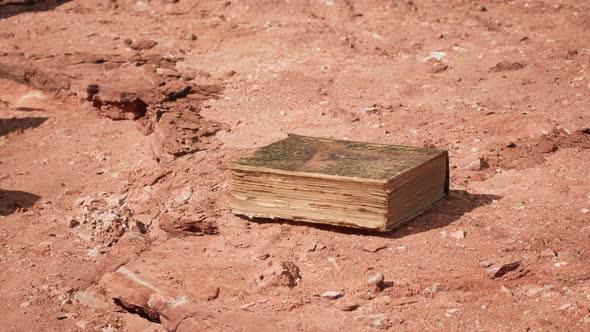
[445,308,460,317]
[184,33,197,41]
[479,260,493,268]
[367,273,385,286]
[321,291,343,299]
[485,261,521,278]
[239,302,256,309]
[256,253,270,260]
[450,230,465,239]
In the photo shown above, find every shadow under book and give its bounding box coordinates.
[230,134,449,231]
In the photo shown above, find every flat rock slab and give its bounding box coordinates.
[485,261,521,279]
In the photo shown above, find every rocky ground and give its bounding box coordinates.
[0,0,589,331]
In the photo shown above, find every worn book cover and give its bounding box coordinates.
[230,134,449,231]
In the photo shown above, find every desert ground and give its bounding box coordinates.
[1,0,589,331]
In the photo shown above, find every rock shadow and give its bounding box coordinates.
[0,116,47,136]
[0,189,40,216]
[0,0,71,20]
[244,190,502,237]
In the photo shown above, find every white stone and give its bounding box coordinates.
[450,230,465,239]
[422,51,447,62]
[367,273,384,286]
[172,188,192,207]
[321,291,343,299]
[445,308,460,317]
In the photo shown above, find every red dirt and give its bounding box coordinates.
[1,0,589,331]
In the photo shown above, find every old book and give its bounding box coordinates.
[229,134,449,231]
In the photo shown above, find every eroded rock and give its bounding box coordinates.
[68,193,147,247]
[254,261,301,289]
[158,212,218,236]
[485,261,521,279]
[148,107,226,161]
[129,39,158,51]
[321,291,343,299]
[490,61,525,72]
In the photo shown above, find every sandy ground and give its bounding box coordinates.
[1,0,589,331]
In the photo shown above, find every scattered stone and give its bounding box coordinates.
[554,261,567,267]
[19,301,30,308]
[490,61,525,72]
[581,208,589,214]
[128,39,157,51]
[362,243,387,253]
[86,247,101,257]
[485,261,521,279]
[171,187,192,207]
[366,313,391,329]
[450,230,465,239]
[475,4,487,12]
[428,62,449,73]
[68,218,80,228]
[56,313,71,320]
[183,33,197,41]
[158,212,218,236]
[423,283,442,295]
[223,70,237,78]
[500,285,514,295]
[445,308,460,317]
[254,261,301,288]
[239,302,256,309]
[540,248,556,258]
[256,253,270,261]
[559,303,573,311]
[68,194,145,246]
[337,301,359,311]
[479,260,493,268]
[367,273,385,287]
[321,291,343,299]
[156,67,181,78]
[358,105,380,114]
[422,51,447,62]
[105,195,126,208]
